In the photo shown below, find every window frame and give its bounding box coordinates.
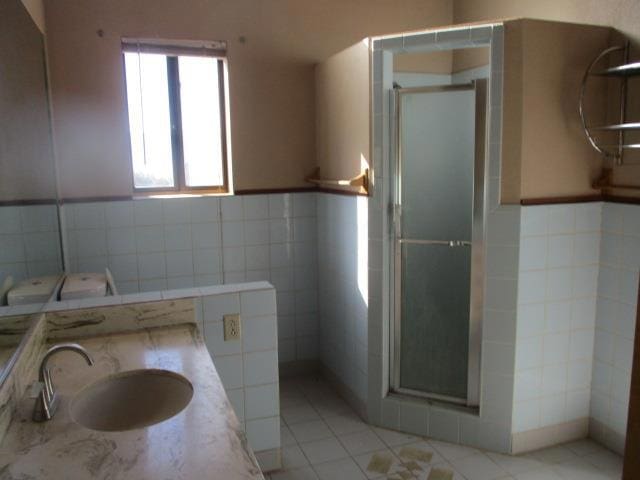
[121,42,230,195]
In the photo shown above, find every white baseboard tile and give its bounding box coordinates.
[511,417,589,454]
[321,365,368,422]
[278,359,320,378]
[254,447,281,473]
[589,417,626,455]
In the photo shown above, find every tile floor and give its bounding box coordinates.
[265,376,623,480]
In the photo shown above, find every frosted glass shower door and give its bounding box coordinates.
[392,82,486,406]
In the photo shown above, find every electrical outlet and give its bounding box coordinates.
[223,314,241,341]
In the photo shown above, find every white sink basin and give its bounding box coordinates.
[70,369,193,431]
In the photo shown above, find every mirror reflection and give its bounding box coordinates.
[0,0,62,375]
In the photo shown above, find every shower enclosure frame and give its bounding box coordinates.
[389,80,488,407]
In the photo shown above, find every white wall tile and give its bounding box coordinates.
[192,222,221,249]
[222,221,245,246]
[241,289,277,317]
[190,197,220,223]
[246,416,280,452]
[166,251,194,277]
[244,350,279,385]
[204,321,242,356]
[137,252,166,279]
[107,227,136,255]
[162,198,191,224]
[0,207,23,234]
[133,199,163,226]
[213,354,244,389]
[135,225,164,253]
[223,246,245,272]
[243,196,269,220]
[226,388,245,421]
[221,196,244,221]
[73,203,105,229]
[163,224,192,251]
[203,293,240,322]
[245,220,270,245]
[245,383,279,420]
[105,202,134,227]
[243,315,278,352]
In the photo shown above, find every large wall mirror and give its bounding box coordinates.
[0,0,62,377]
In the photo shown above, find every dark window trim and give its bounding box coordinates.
[124,50,230,195]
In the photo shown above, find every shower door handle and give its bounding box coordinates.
[398,239,471,247]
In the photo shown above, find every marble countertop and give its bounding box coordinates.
[0,324,264,480]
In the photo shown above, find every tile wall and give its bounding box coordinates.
[60,193,319,367]
[591,202,640,452]
[0,205,62,294]
[514,203,601,436]
[195,284,281,464]
[368,24,518,454]
[317,193,369,408]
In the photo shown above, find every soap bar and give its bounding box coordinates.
[60,273,107,300]
[7,275,59,305]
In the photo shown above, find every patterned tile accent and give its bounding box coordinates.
[264,377,622,480]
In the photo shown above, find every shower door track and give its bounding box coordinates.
[389,81,487,408]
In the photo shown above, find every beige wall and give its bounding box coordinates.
[501,19,612,202]
[20,0,45,33]
[315,42,370,192]
[394,51,453,74]
[1,0,56,201]
[44,0,452,198]
[456,0,640,199]
[454,0,640,45]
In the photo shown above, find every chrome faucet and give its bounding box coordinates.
[33,343,94,422]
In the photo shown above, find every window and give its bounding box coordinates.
[122,40,229,193]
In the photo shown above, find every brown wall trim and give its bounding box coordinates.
[60,196,134,204]
[521,194,640,206]
[10,192,639,206]
[520,194,603,206]
[603,194,640,206]
[234,187,317,195]
[0,198,58,207]
[317,186,369,197]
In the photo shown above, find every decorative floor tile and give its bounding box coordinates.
[393,441,444,469]
[412,464,464,480]
[269,377,623,480]
[353,449,408,479]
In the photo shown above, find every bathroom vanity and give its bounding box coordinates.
[0,283,280,479]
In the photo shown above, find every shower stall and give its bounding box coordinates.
[390,80,487,407]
